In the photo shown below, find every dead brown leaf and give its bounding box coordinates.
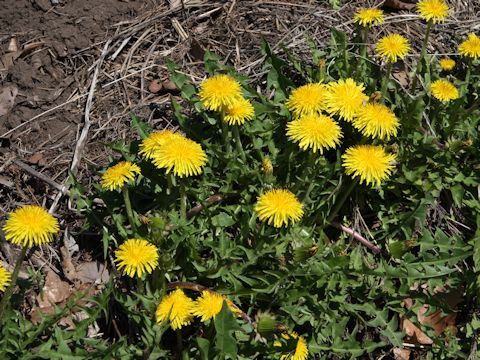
[384,0,417,11]
[75,261,109,284]
[400,287,462,345]
[393,347,412,360]
[0,85,18,117]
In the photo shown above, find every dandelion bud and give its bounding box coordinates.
[294,244,318,262]
[318,58,326,69]
[262,158,273,175]
[256,312,277,337]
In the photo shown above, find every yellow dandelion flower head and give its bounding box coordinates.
[151,136,207,177]
[354,8,385,27]
[198,74,242,111]
[262,158,273,175]
[375,33,411,63]
[101,161,141,191]
[417,0,448,23]
[0,263,11,292]
[3,205,59,248]
[458,33,480,60]
[291,336,309,360]
[223,97,255,125]
[325,78,368,121]
[286,113,343,153]
[139,130,185,160]
[156,289,194,330]
[352,103,400,140]
[114,239,159,278]
[286,83,329,118]
[439,57,456,71]
[192,291,235,322]
[255,189,304,228]
[278,333,309,360]
[342,145,396,187]
[430,79,459,102]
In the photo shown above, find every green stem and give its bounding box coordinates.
[380,61,394,101]
[411,20,432,91]
[176,329,188,360]
[220,112,232,154]
[0,245,28,323]
[123,187,137,234]
[326,179,358,225]
[465,58,473,86]
[136,277,144,293]
[429,100,441,133]
[232,125,246,163]
[360,26,368,63]
[343,43,350,76]
[179,181,187,220]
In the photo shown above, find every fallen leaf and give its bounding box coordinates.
[37,270,71,308]
[0,85,18,117]
[75,261,109,285]
[401,316,433,345]
[393,347,411,360]
[400,287,462,345]
[384,0,416,11]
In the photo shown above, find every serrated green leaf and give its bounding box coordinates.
[214,301,241,358]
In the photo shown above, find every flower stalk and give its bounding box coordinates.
[326,179,358,225]
[122,187,137,233]
[179,181,187,220]
[0,245,27,322]
[220,111,232,154]
[411,20,433,91]
[380,61,394,101]
[232,125,247,162]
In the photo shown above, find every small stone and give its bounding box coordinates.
[162,79,178,92]
[148,79,162,93]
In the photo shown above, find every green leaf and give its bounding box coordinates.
[214,301,241,358]
[130,114,149,139]
[211,213,235,227]
[197,337,213,360]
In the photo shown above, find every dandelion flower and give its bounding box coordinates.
[375,34,410,63]
[262,158,273,175]
[430,79,459,102]
[458,33,480,60]
[139,130,185,160]
[152,136,207,177]
[325,78,368,121]
[417,0,448,23]
[286,83,329,118]
[342,145,396,187]
[3,205,59,248]
[439,58,456,72]
[101,161,141,191]
[156,289,194,330]
[352,103,400,140]
[114,239,159,278]
[223,97,255,125]
[354,8,385,27]
[198,74,242,111]
[255,189,303,228]
[0,264,11,292]
[192,291,240,321]
[291,336,309,360]
[286,114,342,153]
[278,333,309,360]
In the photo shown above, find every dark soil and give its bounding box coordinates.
[0,0,153,195]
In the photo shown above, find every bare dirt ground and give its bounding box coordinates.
[0,0,479,348]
